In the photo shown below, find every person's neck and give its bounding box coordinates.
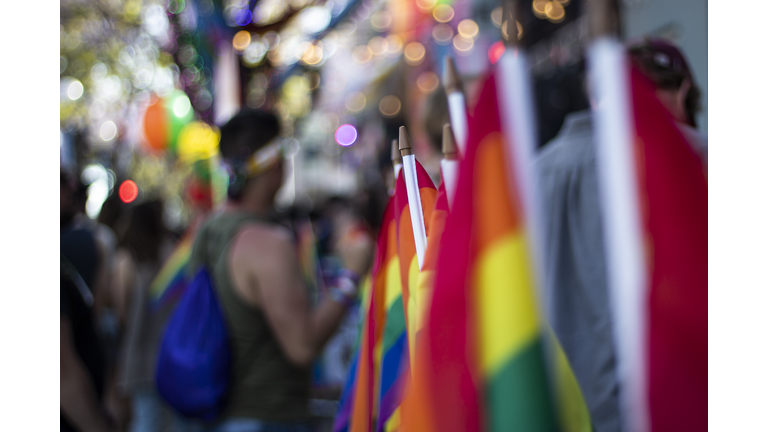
[225,197,272,218]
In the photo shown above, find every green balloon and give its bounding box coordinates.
[163,89,194,153]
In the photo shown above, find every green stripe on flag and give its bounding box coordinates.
[486,337,557,432]
[382,297,405,352]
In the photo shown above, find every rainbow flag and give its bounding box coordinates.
[400,178,449,432]
[149,232,195,311]
[376,158,436,432]
[393,158,437,373]
[416,72,557,432]
[295,219,324,301]
[336,200,398,432]
[334,351,359,432]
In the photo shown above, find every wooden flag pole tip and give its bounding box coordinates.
[443,56,462,94]
[442,124,458,160]
[391,139,402,163]
[399,126,413,157]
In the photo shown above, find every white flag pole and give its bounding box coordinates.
[399,126,427,270]
[443,56,468,157]
[587,1,648,431]
[495,0,548,311]
[440,124,459,210]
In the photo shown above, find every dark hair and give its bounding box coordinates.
[219,109,281,199]
[119,200,165,264]
[628,44,701,128]
[423,86,450,154]
[219,109,281,160]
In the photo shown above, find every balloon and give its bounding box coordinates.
[176,121,220,164]
[142,90,195,153]
[143,97,169,152]
[165,89,195,153]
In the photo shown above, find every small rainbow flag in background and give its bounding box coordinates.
[149,232,195,312]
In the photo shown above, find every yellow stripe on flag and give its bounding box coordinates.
[550,328,593,432]
[385,407,401,432]
[385,257,402,309]
[406,255,420,368]
[475,231,540,377]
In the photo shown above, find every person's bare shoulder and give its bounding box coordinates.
[231,222,296,271]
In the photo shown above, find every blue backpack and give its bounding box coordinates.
[156,267,231,421]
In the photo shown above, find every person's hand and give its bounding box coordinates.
[335,227,374,278]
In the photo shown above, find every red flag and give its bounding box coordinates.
[631,68,708,432]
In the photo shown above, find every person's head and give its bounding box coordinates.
[627,38,701,128]
[119,199,165,264]
[219,109,283,207]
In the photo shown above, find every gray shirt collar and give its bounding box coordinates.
[557,110,593,139]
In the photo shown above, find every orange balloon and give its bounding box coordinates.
[143,97,169,151]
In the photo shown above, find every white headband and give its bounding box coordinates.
[244,140,283,178]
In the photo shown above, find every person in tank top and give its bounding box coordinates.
[188,109,372,432]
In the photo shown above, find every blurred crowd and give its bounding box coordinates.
[60,0,707,426]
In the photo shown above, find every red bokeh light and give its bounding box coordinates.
[119,180,139,203]
[488,40,506,65]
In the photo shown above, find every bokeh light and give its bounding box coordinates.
[368,37,388,56]
[300,43,323,65]
[119,180,139,203]
[488,40,506,64]
[416,72,440,94]
[297,6,331,33]
[378,95,401,117]
[416,0,437,13]
[100,121,117,141]
[532,0,548,19]
[545,1,566,22]
[432,24,454,45]
[371,11,392,31]
[233,31,251,52]
[173,94,192,118]
[353,45,373,63]
[386,35,403,57]
[404,42,426,65]
[235,9,252,26]
[244,40,267,66]
[491,7,503,28]
[68,79,84,100]
[457,19,479,39]
[433,5,454,23]
[335,124,358,147]
[345,91,367,112]
[453,35,474,55]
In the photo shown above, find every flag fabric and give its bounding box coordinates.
[149,232,195,311]
[630,68,708,432]
[417,71,559,432]
[399,178,449,432]
[335,198,400,432]
[377,161,436,432]
[295,219,324,297]
[333,351,359,432]
[393,159,437,370]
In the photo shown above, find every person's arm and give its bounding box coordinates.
[236,228,352,368]
[61,317,113,432]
